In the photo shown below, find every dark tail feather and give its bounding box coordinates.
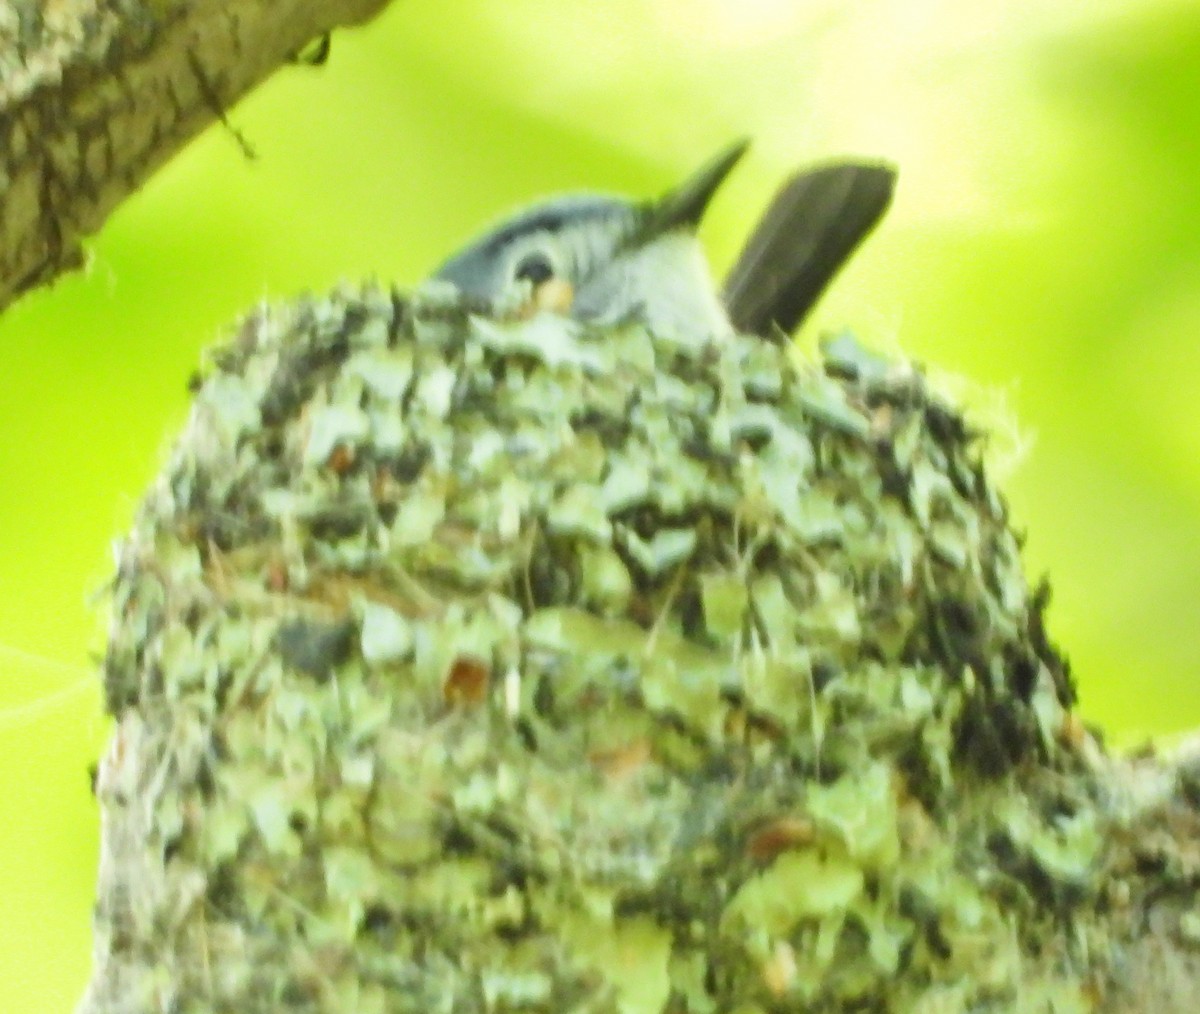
[722,161,896,338]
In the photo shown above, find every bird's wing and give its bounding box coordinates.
[722,161,896,338]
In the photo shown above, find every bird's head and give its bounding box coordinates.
[432,141,748,341]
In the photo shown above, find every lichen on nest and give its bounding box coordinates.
[84,281,1108,1014]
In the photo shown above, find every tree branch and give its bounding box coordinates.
[0,0,393,312]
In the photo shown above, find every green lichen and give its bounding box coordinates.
[82,281,1114,1013]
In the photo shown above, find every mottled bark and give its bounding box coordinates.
[1100,744,1200,1014]
[0,0,392,312]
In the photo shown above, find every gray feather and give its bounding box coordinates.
[723,162,896,338]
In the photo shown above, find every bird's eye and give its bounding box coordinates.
[513,252,555,285]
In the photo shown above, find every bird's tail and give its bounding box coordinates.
[722,161,896,338]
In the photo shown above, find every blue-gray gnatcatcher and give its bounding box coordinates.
[432,140,895,342]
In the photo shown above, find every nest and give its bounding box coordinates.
[82,283,1109,1013]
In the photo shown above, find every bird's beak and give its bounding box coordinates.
[629,138,750,248]
[522,276,575,318]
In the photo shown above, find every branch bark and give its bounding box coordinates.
[0,0,393,313]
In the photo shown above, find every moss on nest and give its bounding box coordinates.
[83,282,1111,1013]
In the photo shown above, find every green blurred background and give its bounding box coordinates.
[1,0,1197,1008]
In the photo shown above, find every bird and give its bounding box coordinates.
[432,139,895,343]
